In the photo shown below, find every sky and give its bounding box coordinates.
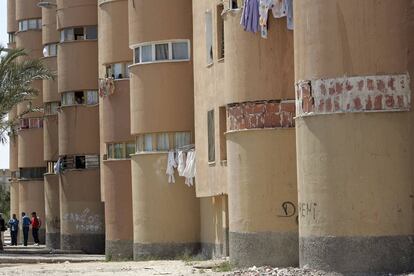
[0,0,11,169]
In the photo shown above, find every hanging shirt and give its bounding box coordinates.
[272,0,287,18]
[259,0,274,38]
[183,150,196,187]
[166,151,177,184]
[285,0,293,30]
[241,0,260,33]
[177,151,186,177]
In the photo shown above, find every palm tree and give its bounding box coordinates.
[0,47,54,251]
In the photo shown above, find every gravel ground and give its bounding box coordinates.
[0,261,413,276]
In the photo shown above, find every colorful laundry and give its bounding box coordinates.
[241,0,260,33]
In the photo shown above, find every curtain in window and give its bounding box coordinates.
[172,42,189,60]
[28,19,37,29]
[208,110,215,162]
[113,63,123,79]
[136,135,144,152]
[114,144,123,159]
[126,143,136,157]
[144,134,153,151]
[63,92,74,106]
[107,144,114,159]
[87,91,98,105]
[155,44,169,60]
[134,48,140,64]
[157,133,169,151]
[142,45,152,62]
[175,132,191,148]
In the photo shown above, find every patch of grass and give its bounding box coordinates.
[179,252,206,265]
[212,261,232,272]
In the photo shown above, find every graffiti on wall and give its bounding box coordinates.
[278,201,299,224]
[62,208,103,233]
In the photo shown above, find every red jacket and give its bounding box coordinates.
[31,217,41,229]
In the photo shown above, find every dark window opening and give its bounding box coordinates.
[217,4,225,59]
[208,110,215,163]
[74,27,84,40]
[75,156,86,169]
[74,91,84,104]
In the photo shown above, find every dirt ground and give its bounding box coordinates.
[0,261,229,276]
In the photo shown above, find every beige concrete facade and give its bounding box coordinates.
[56,0,104,253]
[14,0,46,244]
[40,0,60,249]
[98,0,134,260]
[128,0,200,260]
[192,0,297,266]
[294,0,414,274]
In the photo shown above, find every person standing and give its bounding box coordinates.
[21,212,31,246]
[31,212,41,246]
[8,214,19,246]
[0,213,6,251]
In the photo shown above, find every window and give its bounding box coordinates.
[85,26,97,40]
[141,45,152,63]
[126,143,136,157]
[219,106,227,161]
[19,118,43,130]
[217,4,225,59]
[61,91,98,106]
[85,155,99,168]
[20,167,46,179]
[134,48,140,64]
[172,42,189,60]
[44,102,60,115]
[8,33,15,44]
[155,43,169,61]
[18,19,41,32]
[205,11,214,65]
[86,90,98,105]
[133,40,190,65]
[208,110,215,163]
[157,133,169,151]
[106,142,135,159]
[60,26,98,42]
[175,132,191,148]
[47,161,57,174]
[43,43,57,57]
[136,132,192,152]
[75,156,86,169]
[105,63,131,79]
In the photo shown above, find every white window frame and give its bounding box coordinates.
[60,26,98,42]
[43,43,58,57]
[61,91,99,107]
[131,39,191,65]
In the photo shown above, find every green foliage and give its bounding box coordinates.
[0,47,55,143]
[212,261,232,272]
[0,185,10,219]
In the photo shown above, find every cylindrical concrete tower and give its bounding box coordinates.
[7,0,19,225]
[39,0,60,250]
[223,8,298,267]
[56,0,104,254]
[128,0,200,260]
[15,0,46,244]
[294,0,414,274]
[98,0,134,260]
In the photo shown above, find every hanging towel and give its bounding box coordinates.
[241,0,260,33]
[166,151,177,184]
[183,150,196,187]
[177,151,186,177]
[54,158,62,174]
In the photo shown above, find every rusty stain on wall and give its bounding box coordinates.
[295,73,411,117]
[227,100,295,131]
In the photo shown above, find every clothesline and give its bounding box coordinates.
[241,0,293,39]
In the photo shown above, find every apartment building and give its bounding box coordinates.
[294,0,414,273]
[56,0,104,253]
[98,0,134,260]
[128,0,200,260]
[40,0,60,250]
[6,0,414,274]
[15,0,46,244]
